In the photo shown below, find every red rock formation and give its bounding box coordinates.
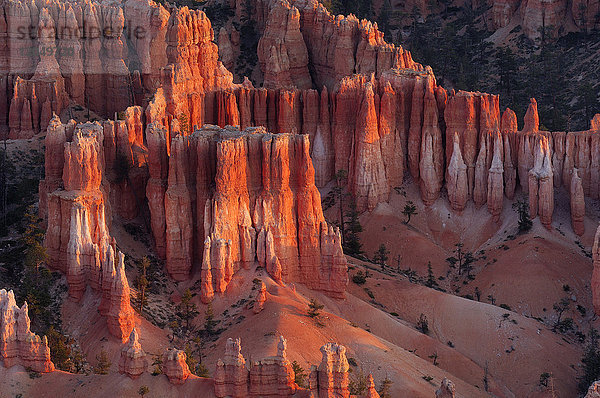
[445,91,487,200]
[436,378,456,398]
[257,0,311,90]
[42,120,135,342]
[39,115,71,219]
[253,281,267,314]
[593,224,600,316]
[163,348,191,385]
[107,251,136,343]
[487,133,505,221]
[0,289,54,373]
[161,6,233,128]
[447,133,468,211]
[269,0,421,89]
[146,125,348,298]
[521,0,568,39]
[215,338,249,397]
[354,82,389,210]
[571,168,585,236]
[528,136,554,228]
[218,27,235,71]
[145,122,169,258]
[502,108,518,199]
[419,74,444,205]
[164,134,194,281]
[118,328,148,379]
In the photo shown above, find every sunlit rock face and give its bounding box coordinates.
[0,289,55,373]
[146,124,348,298]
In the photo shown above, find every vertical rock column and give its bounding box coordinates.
[571,168,585,236]
[528,136,554,228]
[215,338,249,397]
[593,224,600,316]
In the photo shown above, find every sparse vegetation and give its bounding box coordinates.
[348,369,368,395]
[292,361,307,388]
[46,326,85,373]
[446,243,475,276]
[373,244,390,269]
[552,297,572,333]
[402,201,418,224]
[539,372,551,387]
[416,313,429,335]
[513,200,533,233]
[203,303,218,336]
[94,349,111,374]
[343,200,363,256]
[428,351,439,366]
[308,298,324,319]
[352,270,367,285]
[138,386,149,397]
[177,289,199,331]
[378,376,393,397]
[578,329,600,393]
[425,262,439,289]
[136,256,150,313]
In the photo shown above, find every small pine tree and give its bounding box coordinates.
[373,244,390,268]
[94,349,111,374]
[348,369,368,395]
[22,206,47,272]
[292,360,307,388]
[151,355,163,375]
[177,289,199,331]
[343,200,363,256]
[512,200,532,233]
[425,262,438,288]
[204,303,218,335]
[552,297,571,332]
[402,201,418,224]
[308,299,324,318]
[138,386,149,397]
[196,362,209,378]
[184,343,198,375]
[378,376,393,398]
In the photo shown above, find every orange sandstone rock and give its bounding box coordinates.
[571,168,585,236]
[447,133,468,211]
[593,225,600,316]
[253,281,267,314]
[487,133,505,221]
[215,338,249,397]
[118,328,148,379]
[0,289,54,373]
[314,342,350,398]
[528,136,554,228]
[436,378,456,398]
[163,348,191,385]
